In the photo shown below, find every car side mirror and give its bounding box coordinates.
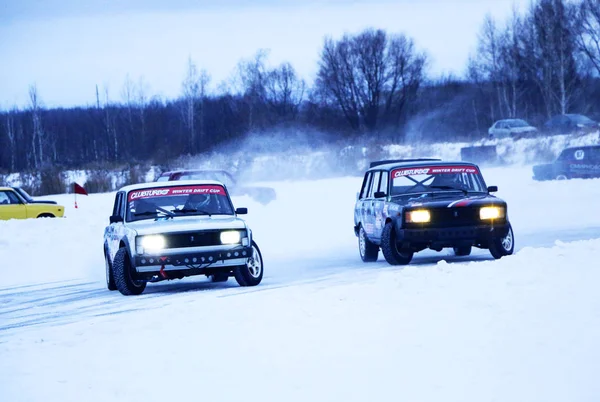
[374,191,386,199]
[109,215,123,224]
[235,207,248,215]
[487,186,498,193]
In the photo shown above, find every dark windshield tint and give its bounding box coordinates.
[389,165,486,195]
[125,184,234,222]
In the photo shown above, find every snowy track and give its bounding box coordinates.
[1,165,600,401]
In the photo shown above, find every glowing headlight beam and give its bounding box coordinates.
[406,209,431,223]
[480,206,504,220]
[141,235,166,250]
[220,230,241,244]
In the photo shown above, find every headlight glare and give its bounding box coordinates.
[480,206,504,220]
[141,235,166,251]
[406,209,431,223]
[220,230,241,244]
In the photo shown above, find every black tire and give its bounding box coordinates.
[380,222,413,265]
[210,272,229,283]
[358,225,379,262]
[453,246,472,256]
[489,223,515,259]
[113,247,146,295]
[105,247,117,291]
[37,213,55,218]
[233,240,263,287]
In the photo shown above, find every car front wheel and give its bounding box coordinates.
[489,223,515,259]
[380,222,413,265]
[113,247,147,295]
[234,240,263,286]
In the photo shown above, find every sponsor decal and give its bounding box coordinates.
[447,199,474,208]
[391,165,479,178]
[128,185,226,201]
[569,163,600,170]
[574,150,585,160]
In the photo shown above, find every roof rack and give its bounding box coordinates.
[369,158,442,168]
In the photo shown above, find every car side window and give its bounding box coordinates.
[6,191,22,204]
[379,171,388,195]
[359,172,372,200]
[368,171,381,198]
[0,192,11,205]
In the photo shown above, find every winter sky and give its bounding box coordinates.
[1,0,530,109]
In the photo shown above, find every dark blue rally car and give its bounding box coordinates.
[353,159,514,265]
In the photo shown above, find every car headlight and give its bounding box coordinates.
[141,235,166,251]
[405,209,431,223]
[220,230,241,244]
[480,206,505,220]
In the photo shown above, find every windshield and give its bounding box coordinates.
[125,184,234,222]
[389,165,486,196]
[14,188,33,202]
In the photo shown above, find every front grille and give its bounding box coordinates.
[406,206,501,228]
[163,231,221,248]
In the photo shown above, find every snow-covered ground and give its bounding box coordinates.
[1,164,600,401]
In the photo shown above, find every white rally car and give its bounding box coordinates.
[103,180,263,295]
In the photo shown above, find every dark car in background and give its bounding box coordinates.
[156,169,276,205]
[353,159,514,265]
[543,114,600,136]
[532,145,600,180]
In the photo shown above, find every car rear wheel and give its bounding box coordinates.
[489,223,515,259]
[358,225,379,262]
[233,240,263,286]
[113,247,147,295]
[453,246,472,256]
[555,174,568,180]
[381,222,413,265]
[105,247,117,291]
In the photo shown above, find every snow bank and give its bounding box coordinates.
[1,237,599,402]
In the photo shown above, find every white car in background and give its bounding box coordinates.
[103,180,264,295]
[488,119,538,140]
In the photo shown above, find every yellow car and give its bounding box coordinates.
[0,187,65,220]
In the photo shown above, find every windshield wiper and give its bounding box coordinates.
[173,208,197,214]
[429,185,469,195]
[134,206,175,220]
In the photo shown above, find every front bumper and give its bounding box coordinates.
[397,224,510,248]
[134,245,252,272]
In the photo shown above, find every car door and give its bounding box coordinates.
[0,190,27,220]
[363,170,381,238]
[372,170,388,241]
[355,172,372,232]
[106,191,126,259]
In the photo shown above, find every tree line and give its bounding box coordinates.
[2,0,600,174]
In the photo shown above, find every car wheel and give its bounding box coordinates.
[105,247,117,291]
[234,240,263,286]
[37,213,55,218]
[210,272,229,283]
[453,246,472,256]
[380,222,413,265]
[358,225,379,262]
[489,223,515,259]
[555,174,568,180]
[112,247,146,295]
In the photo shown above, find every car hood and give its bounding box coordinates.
[127,215,247,236]
[399,193,504,209]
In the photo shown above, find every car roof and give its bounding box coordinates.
[0,186,13,191]
[562,144,600,151]
[367,159,478,172]
[118,179,226,193]
[161,169,229,175]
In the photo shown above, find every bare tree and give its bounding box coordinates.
[234,49,270,130]
[28,84,44,168]
[4,108,17,171]
[264,62,306,120]
[181,56,211,152]
[315,28,426,132]
[577,0,600,75]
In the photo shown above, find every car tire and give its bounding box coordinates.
[37,213,55,218]
[105,247,117,291]
[233,240,263,287]
[210,272,229,283]
[453,246,472,256]
[380,222,413,265]
[555,174,568,180]
[489,223,515,259]
[358,225,379,262]
[113,247,146,295]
